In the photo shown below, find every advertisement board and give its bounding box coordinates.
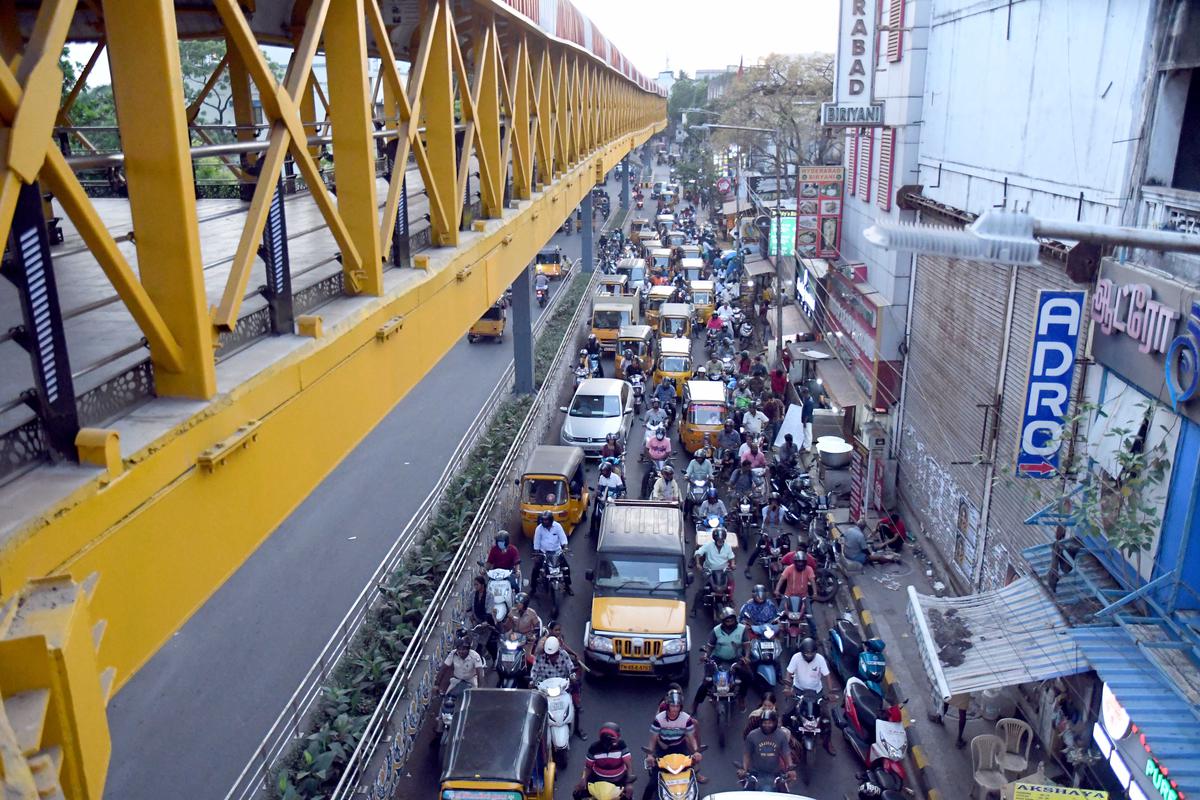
[796,167,844,259]
[768,210,797,258]
[822,0,884,126]
[1016,290,1086,478]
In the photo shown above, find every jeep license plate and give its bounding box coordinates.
[619,662,653,673]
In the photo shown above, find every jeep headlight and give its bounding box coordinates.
[662,637,687,655]
[589,634,614,653]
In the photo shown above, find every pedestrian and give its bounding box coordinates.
[781,346,793,375]
[799,388,814,452]
[770,367,788,397]
[761,392,784,446]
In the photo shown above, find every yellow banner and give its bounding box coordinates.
[1012,784,1108,800]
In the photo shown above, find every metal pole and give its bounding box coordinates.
[511,265,535,394]
[260,179,295,334]
[392,173,411,267]
[774,144,784,367]
[581,193,594,273]
[621,156,631,210]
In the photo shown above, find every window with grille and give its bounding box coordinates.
[857,129,873,202]
[848,130,859,196]
[887,0,905,63]
[877,128,895,211]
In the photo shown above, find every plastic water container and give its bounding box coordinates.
[981,687,1014,721]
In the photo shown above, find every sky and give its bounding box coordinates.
[66,0,838,89]
[571,0,838,79]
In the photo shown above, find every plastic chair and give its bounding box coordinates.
[970,734,1007,800]
[995,717,1033,776]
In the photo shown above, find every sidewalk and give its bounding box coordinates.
[825,507,988,799]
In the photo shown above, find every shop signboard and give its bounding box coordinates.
[849,437,868,522]
[796,167,844,259]
[823,0,884,126]
[768,209,796,258]
[1091,258,1200,425]
[1016,291,1086,479]
[1011,785,1108,800]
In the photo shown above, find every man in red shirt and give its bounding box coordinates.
[770,367,788,397]
[486,531,521,589]
[775,555,816,601]
[780,543,819,573]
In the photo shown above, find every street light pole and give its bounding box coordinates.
[774,145,784,369]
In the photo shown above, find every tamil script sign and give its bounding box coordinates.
[768,210,796,258]
[822,0,884,127]
[1011,784,1107,800]
[1016,291,1086,479]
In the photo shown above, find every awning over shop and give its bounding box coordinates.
[745,256,775,277]
[768,304,812,342]
[720,200,743,216]
[1071,626,1200,792]
[815,358,871,410]
[906,578,1090,702]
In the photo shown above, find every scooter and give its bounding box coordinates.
[630,373,645,415]
[828,614,887,696]
[431,680,469,747]
[832,677,908,783]
[855,765,907,800]
[538,675,575,769]
[787,689,828,785]
[641,745,706,800]
[495,629,532,689]
[686,478,709,522]
[482,565,516,627]
[747,620,782,693]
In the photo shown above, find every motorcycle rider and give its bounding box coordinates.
[652,378,677,421]
[650,464,681,504]
[503,592,542,651]
[646,426,673,466]
[684,450,714,515]
[596,460,626,497]
[783,638,836,755]
[742,402,769,439]
[775,546,817,604]
[732,379,754,412]
[738,708,794,792]
[486,530,522,591]
[644,398,670,439]
[531,511,573,596]
[737,350,753,376]
[739,584,780,628]
[745,494,789,578]
[704,352,723,377]
[532,636,586,739]
[775,433,800,474]
[693,527,737,605]
[716,420,742,470]
[739,439,768,470]
[622,349,645,382]
[696,486,728,523]
[585,334,604,377]
[534,270,551,298]
[436,636,487,700]
[600,432,624,463]
[644,689,705,800]
[575,722,634,799]
[691,607,751,715]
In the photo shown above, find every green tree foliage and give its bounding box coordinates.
[667,71,710,124]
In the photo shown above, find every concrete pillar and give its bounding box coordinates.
[511,265,535,394]
[581,194,594,273]
[622,155,632,210]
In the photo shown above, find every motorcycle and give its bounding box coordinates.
[738,319,755,345]
[734,494,757,539]
[431,679,469,747]
[639,457,667,501]
[562,219,573,235]
[533,549,569,618]
[538,675,576,769]
[754,527,790,585]
[855,765,907,800]
[495,629,532,688]
[591,484,624,538]
[828,614,888,696]
[737,764,790,794]
[587,352,602,378]
[536,286,549,307]
[630,373,645,415]
[833,677,908,783]
[747,620,782,693]
[641,745,705,800]
[574,363,590,387]
[703,656,740,749]
[787,689,828,785]
[699,567,733,617]
[780,594,817,652]
[481,565,516,627]
[685,478,709,522]
[808,518,841,603]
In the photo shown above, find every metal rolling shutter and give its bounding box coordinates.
[898,244,1012,580]
[984,263,1090,583]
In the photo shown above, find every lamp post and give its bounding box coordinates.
[700,122,786,366]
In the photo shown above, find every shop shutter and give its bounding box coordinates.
[848,130,859,196]
[985,263,1091,578]
[887,0,906,63]
[896,239,1012,585]
[857,129,873,202]
[877,128,895,211]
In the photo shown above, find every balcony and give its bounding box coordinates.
[1139,185,1200,280]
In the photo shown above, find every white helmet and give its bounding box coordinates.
[544,636,561,655]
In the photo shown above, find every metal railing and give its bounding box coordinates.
[223,267,592,800]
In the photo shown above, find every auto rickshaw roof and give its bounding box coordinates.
[439,689,548,785]
[647,285,676,299]
[594,302,629,313]
[536,247,562,259]
[650,248,673,257]
[690,280,715,291]
[686,380,726,403]
[660,303,692,316]
[642,239,663,248]
[656,214,676,222]
[659,338,691,356]
[524,445,585,478]
[598,274,628,285]
[680,244,702,254]
[617,257,645,268]
[680,258,705,268]
[618,324,653,339]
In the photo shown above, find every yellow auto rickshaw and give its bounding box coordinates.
[648,248,673,285]
[658,302,692,340]
[615,324,655,379]
[656,213,676,233]
[654,337,693,397]
[596,274,629,298]
[679,244,702,263]
[679,257,705,283]
[666,229,687,249]
[534,246,569,280]
[690,279,715,324]
[679,379,728,455]
[616,257,647,286]
[519,445,590,537]
[592,302,632,353]
[438,689,555,800]
[631,218,653,245]
[644,285,675,331]
[467,302,506,343]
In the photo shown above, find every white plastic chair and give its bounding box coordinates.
[995,717,1033,776]
[970,733,1007,800]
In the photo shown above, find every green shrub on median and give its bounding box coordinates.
[273,268,588,800]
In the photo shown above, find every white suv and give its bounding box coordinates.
[559,378,634,456]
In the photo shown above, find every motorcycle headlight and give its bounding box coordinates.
[588,634,614,653]
[662,637,687,655]
[762,626,775,640]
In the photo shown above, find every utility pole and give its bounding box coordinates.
[774,144,784,367]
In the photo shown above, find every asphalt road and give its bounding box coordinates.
[395,199,864,799]
[104,173,622,800]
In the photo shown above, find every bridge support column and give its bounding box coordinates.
[622,156,632,210]
[511,266,536,394]
[581,194,594,273]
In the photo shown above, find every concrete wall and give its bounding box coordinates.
[918,0,1155,224]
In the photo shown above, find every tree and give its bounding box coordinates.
[667,72,710,125]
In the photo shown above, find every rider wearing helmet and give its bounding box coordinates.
[576,722,634,799]
[684,450,713,515]
[783,638,836,755]
[691,606,751,715]
[531,511,573,596]
[739,708,794,792]
[650,463,681,504]
[647,689,704,793]
[436,635,486,695]
[696,486,728,522]
[600,432,624,463]
[646,426,673,464]
[532,635,587,740]
[653,376,677,417]
[644,397,670,436]
[485,530,522,590]
[739,584,780,628]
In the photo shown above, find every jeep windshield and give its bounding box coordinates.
[594,554,684,595]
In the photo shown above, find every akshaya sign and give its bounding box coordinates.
[1012,785,1108,800]
[822,0,884,127]
[1016,291,1085,479]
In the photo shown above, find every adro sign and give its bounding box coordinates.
[1016,291,1086,479]
[822,0,884,126]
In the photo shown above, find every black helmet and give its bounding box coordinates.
[706,486,718,500]
[455,636,472,650]
[759,708,779,728]
[514,592,530,609]
[799,637,817,657]
[712,528,727,543]
[494,531,510,547]
[661,464,674,475]
[539,510,553,524]
[752,584,768,602]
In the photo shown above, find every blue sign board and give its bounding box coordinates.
[1016,290,1086,478]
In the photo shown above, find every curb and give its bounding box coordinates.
[844,579,942,800]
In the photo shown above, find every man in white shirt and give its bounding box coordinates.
[783,637,836,755]
[436,637,487,695]
[742,405,769,438]
[532,511,573,595]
